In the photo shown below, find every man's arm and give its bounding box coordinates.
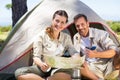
[86,49,116,58]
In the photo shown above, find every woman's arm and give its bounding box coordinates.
[33,35,49,72]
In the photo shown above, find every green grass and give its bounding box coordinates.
[0,32,9,47]
[0,32,9,41]
[117,35,120,40]
[0,25,11,43]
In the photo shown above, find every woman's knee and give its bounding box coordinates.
[16,74,32,80]
[17,73,44,80]
[53,72,71,80]
[17,75,25,80]
[15,67,28,79]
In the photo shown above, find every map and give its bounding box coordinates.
[43,54,85,69]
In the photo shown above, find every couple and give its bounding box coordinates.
[15,10,118,80]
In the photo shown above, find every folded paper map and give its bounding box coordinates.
[43,54,85,69]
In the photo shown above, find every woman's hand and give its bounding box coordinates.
[33,57,50,72]
[40,62,50,72]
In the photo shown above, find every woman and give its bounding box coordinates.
[15,10,79,80]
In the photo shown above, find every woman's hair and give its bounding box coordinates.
[46,10,68,40]
[53,10,68,23]
[74,14,88,22]
[46,27,54,39]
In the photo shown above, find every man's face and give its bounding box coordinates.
[52,14,67,32]
[75,17,89,37]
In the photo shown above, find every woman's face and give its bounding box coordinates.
[51,14,67,32]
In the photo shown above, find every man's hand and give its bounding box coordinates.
[85,49,97,58]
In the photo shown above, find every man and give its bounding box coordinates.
[73,14,118,79]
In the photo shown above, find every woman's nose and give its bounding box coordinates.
[57,22,62,26]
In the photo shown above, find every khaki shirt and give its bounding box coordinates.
[73,28,118,78]
[73,28,118,63]
[33,29,78,59]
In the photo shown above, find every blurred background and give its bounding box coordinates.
[0,0,120,44]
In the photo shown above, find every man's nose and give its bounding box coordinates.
[77,26,82,29]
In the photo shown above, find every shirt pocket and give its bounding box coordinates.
[43,42,57,54]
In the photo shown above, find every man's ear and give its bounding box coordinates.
[87,21,89,27]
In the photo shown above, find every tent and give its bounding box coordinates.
[0,0,119,75]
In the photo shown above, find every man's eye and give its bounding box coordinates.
[76,25,79,28]
[81,24,85,26]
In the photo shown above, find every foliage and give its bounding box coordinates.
[0,25,12,33]
[0,25,12,41]
[107,21,120,33]
[5,4,12,10]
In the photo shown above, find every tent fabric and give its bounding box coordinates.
[0,0,119,74]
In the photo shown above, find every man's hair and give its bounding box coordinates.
[53,10,68,23]
[74,14,88,22]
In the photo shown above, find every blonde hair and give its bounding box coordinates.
[46,27,54,40]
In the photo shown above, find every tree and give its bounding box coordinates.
[12,0,28,27]
[5,4,12,10]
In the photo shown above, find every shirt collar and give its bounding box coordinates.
[89,28,94,39]
[75,32,81,41]
[58,32,63,43]
[76,28,94,40]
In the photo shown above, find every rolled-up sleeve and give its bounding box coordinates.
[100,31,118,52]
[33,36,43,59]
[65,34,78,56]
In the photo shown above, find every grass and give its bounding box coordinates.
[0,32,9,40]
[117,35,120,40]
[0,32,9,47]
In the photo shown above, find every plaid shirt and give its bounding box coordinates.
[73,28,118,63]
[73,28,118,78]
